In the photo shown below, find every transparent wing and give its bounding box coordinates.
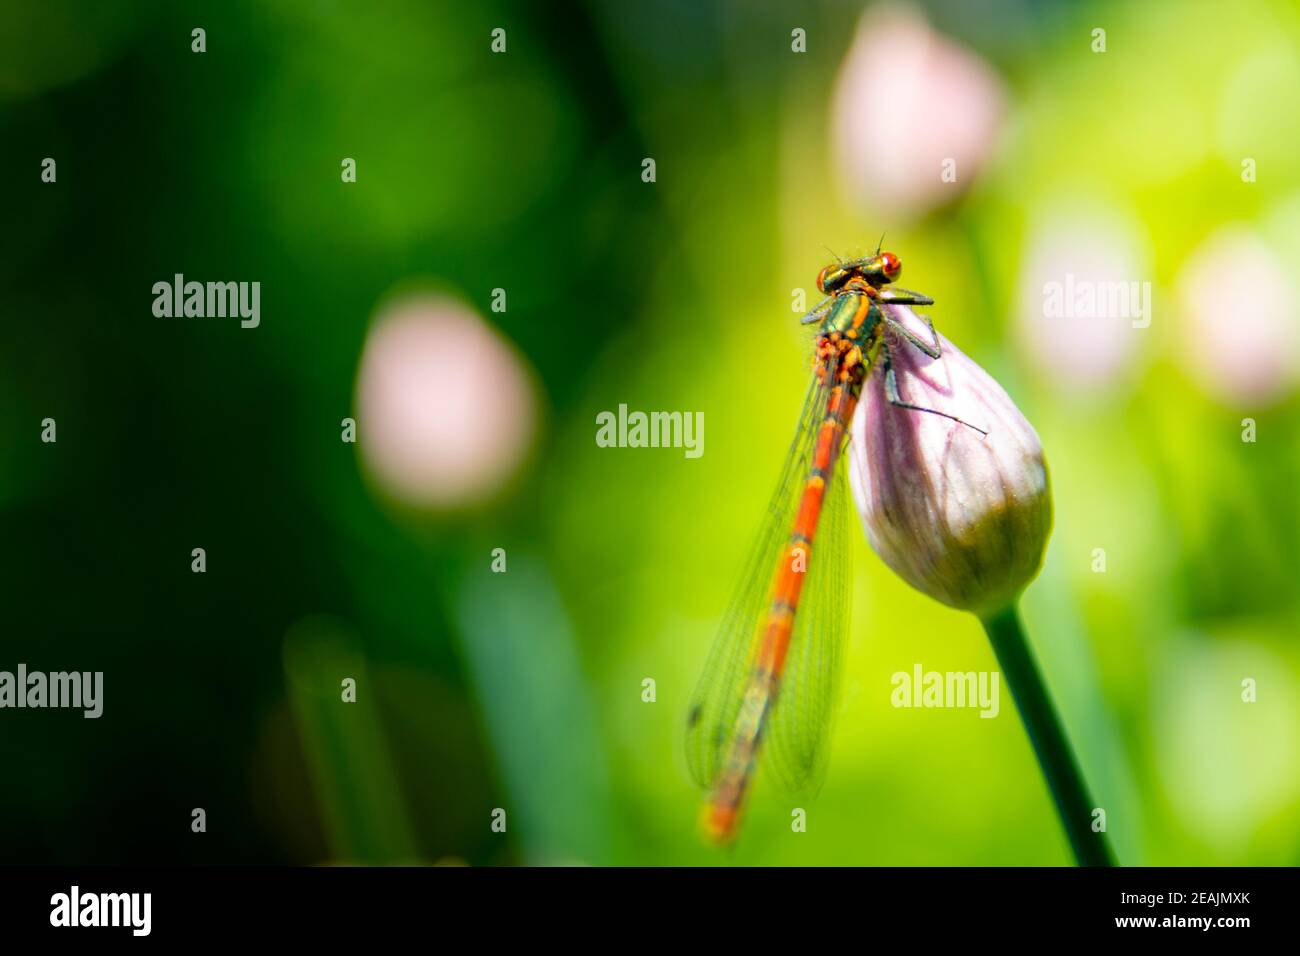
[763,454,851,793]
[684,368,831,790]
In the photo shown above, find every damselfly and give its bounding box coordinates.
[685,247,985,844]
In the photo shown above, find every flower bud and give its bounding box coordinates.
[849,305,1051,615]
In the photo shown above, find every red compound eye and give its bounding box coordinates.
[880,252,901,278]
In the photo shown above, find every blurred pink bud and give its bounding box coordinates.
[356,293,535,509]
[1016,206,1151,393]
[1175,226,1300,406]
[831,7,1006,219]
[849,306,1051,615]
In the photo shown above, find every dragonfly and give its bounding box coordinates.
[684,246,986,844]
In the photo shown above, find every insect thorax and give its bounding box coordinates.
[820,283,881,336]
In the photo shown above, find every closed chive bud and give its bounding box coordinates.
[849,304,1113,866]
[848,304,1052,617]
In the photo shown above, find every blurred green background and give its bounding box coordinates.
[2,0,1298,866]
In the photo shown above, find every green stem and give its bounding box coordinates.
[981,603,1116,866]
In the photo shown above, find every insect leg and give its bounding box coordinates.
[880,341,988,436]
[800,295,835,325]
[876,286,935,307]
[882,314,942,360]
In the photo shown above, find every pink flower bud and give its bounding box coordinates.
[831,8,1006,220]
[849,306,1052,615]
